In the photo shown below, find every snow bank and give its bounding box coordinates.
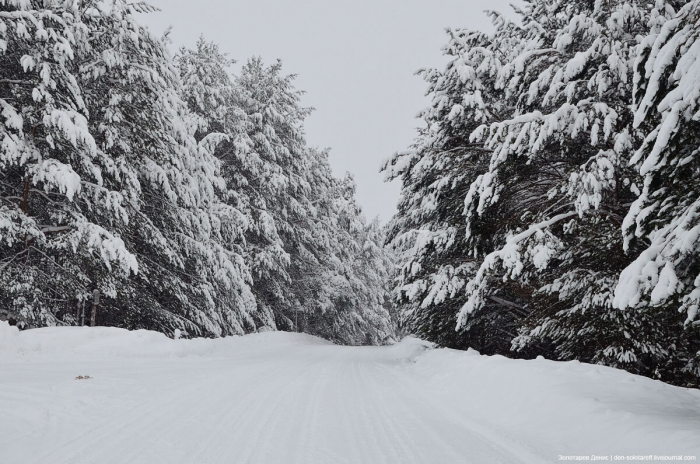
[0,321,331,361]
[410,347,700,457]
[384,336,435,363]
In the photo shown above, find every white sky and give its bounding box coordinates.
[139,0,520,222]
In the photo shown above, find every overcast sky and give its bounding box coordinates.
[139,0,520,222]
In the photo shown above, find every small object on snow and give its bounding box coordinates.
[536,355,545,361]
[75,375,92,380]
[174,329,181,340]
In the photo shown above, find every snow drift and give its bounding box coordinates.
[411,348,700,458]
[0,321,331,361]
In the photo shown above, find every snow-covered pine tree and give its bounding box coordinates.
[176,37,236,140]
[382,15,526,352]
[458,0,677,374]
[353,216,399,344]
[277,146,339,338]
[174,48,299,331]
[0,1,255,336]
[302,160,397,345]
[82,6,256,337]
[176,40,398,343]
[338,186,398,345]
[227,58,321,331]
[1,3,396,342]
[0,0,138,327]
[615,0,700,381]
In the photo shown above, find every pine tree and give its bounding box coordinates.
[75,2,256,337]
[384,0,699,381]
[303,162,397,345]
[0,0,137,327]
[227,58,322,331]
[0,2,256,337]
[382,14,527,352]
[176,41,398,343]
[458,0,678,374]
[0,5,397,345]
[615,0,700,380]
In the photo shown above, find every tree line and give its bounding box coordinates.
[0,0,396,345]
[384,0,700,386]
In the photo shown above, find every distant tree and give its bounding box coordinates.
[177,40,397,343]
[303,163,397,345]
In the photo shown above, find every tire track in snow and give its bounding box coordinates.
[385,360,550,464]
[29,349,313,464]
[17,340,550,464]
[209,346,339,464]
[358,357,467,463]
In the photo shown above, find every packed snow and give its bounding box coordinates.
[1,321,699,464]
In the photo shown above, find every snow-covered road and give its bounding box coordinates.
[2,325,700,463]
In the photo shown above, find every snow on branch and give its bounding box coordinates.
[457,211,577,327]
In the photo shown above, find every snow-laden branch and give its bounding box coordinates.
[457,211,577,327]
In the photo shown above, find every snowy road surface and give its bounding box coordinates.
[2,324,700,464]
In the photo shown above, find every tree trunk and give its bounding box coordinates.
[20,177,30,213]
[90,290,100,327]
[90,305,96,327]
